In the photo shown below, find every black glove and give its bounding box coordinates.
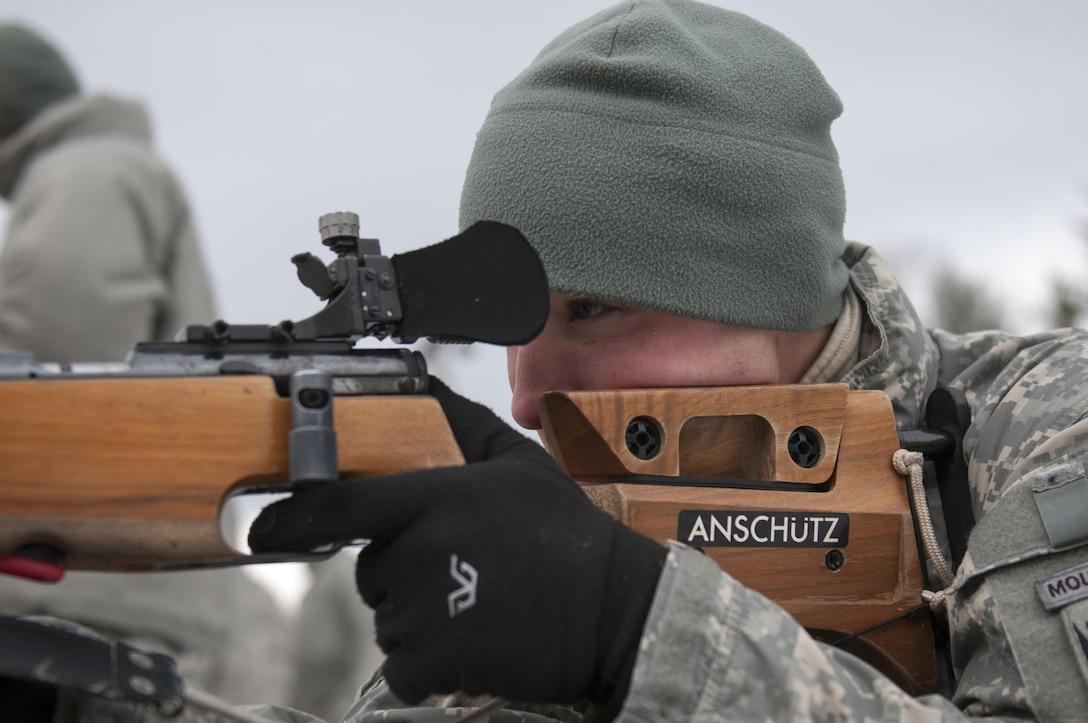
[249,377,666,716]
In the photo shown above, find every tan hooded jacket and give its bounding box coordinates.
[0,92,216,362]
[0,93,295,708]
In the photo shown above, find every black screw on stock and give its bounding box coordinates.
[625,416,663,460]
[788,426,822,468]
[825,549,845,571]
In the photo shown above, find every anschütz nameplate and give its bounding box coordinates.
[678,510,849,547]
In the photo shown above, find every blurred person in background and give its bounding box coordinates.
[0,21,292,714]
[0,22,214,361]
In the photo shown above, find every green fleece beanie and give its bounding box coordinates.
[0,24,80,137]
[459,0,848,331]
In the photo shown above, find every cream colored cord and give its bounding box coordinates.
[893,449,954,612]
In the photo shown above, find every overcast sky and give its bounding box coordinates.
[4,1,1087,604]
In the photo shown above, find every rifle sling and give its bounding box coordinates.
[0,615,184,714]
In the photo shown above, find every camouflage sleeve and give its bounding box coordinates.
[619,543,974,722]
[338,675,585,723]
[942,334,1088,721]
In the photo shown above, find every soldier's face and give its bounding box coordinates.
[507,293,796,430]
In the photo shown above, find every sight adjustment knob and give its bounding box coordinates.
[318,211,360,244]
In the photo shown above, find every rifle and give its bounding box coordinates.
[539,383,970,696]
[0,210,967,696]
[0,211,549,577]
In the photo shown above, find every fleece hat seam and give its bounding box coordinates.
[487,102,841,165]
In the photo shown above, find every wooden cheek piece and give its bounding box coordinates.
[539,384,939,695]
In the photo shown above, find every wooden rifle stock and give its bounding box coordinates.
[539,383,939,695]
[0,375,463,571]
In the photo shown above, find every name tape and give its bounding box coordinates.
[1036,561,1088,612]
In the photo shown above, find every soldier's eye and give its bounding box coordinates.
[570,299,612,320]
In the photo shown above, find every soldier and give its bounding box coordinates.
[250,1,1088,722]
[8,1,1086,721]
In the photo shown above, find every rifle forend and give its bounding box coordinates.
[539,384,940,695]
[0,213,549,576]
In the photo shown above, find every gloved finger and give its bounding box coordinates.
[248,483,357,553]
[353,533,424,616]
[356,537,468,677]
[354,519,463,630]
[427,376,547,463]
[248,464,474,553]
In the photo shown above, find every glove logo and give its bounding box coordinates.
[448,554,478,617]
